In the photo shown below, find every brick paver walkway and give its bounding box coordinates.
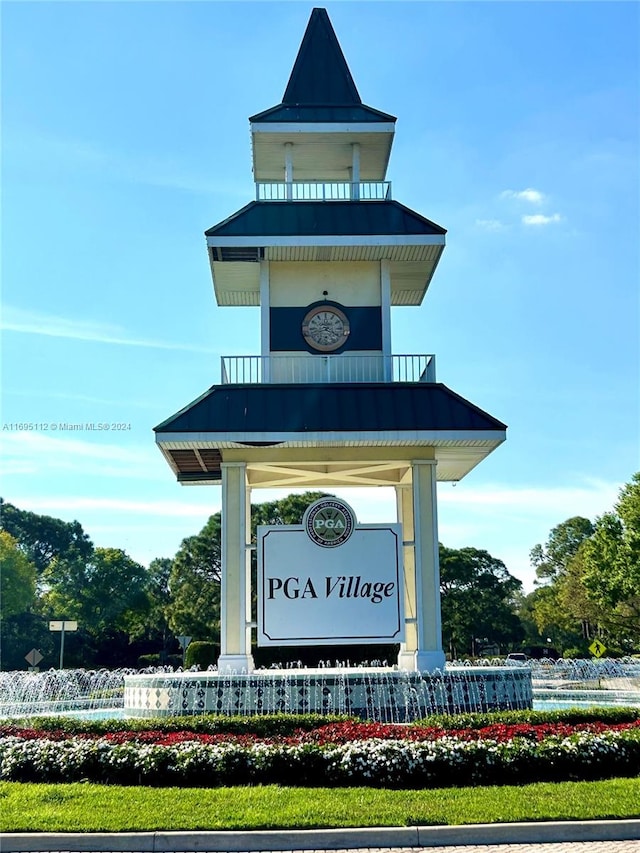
[236,844,640,853]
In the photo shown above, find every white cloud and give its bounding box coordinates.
[0,432,165,481]
[2,495,219,565]
[436,479,621,591]
[8,495,218,519]
[501,188,546,204]
[2,431,144,462]
[522,213,563,226]
[437,479,619,517]
[1,306,216,354]
[475,219,507,232]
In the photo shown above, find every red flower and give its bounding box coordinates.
[1,719,638,747]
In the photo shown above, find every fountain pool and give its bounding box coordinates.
[528,656,640,712]
[0,668,128,719]
[124,666,531,721]
[1,658,638,721]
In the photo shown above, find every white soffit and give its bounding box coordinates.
[157,431,505,447]
[209,249,442,306]
[211,261,261,306]
[251,127,395,182]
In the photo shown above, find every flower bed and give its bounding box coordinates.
[2,714,639,788]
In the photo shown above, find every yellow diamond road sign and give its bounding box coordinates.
[589,639,607,658]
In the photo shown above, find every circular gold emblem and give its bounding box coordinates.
[302,305,350,352]
[304,498,355,548]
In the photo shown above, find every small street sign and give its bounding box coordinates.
[49,621,78,631]
[177,636,192,651]
[49,621,78,669]
[589,639,607,658]
[25,648,43,667]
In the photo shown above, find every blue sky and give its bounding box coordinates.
[2,1,638,592]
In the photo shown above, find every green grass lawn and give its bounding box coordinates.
[1,778,639,832]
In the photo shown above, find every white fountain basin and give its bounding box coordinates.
[123,666,532,721]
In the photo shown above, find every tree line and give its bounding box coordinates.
[1,475,638,670]
[521,472,640,657]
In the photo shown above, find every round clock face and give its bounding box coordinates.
[302,305,350,352]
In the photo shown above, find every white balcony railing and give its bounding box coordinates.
[256,181,392,202]
[221,354,435,385]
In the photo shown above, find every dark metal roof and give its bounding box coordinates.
[284,8,361,105]
[205,201,446,239]
[250,104,396,124]
[249,8,396,125]
[155,383,507,435]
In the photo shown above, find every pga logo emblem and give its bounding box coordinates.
[304,498,355,548]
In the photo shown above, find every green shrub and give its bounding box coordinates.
[563,648,586,659]
[184,641,219,669]
[6,713,353,737]
[2,722,640,788]
[411,707,640,729]
[7,708,639,738]
[137,654,160,667]
[252,643,398,669]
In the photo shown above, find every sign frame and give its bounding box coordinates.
[257,497,404,647]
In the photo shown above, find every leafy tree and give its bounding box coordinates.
[0,499,92,577]
[530,516,594,584]
[526,516,598,654]
[123,557,176,663]
[579,473,640,647]
[555,547,603,645]
[0,502,97,667]
[0,611,55,671]
[439,546,523,658]
[525,476,640,653]
[42,547,149,638]
[0,531,37,619]
[520,584,585,654]
[251,492,328,527]
[167,512,223,640]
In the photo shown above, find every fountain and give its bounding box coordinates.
[0,668,129,719]
[530,656,640,709]
[123,664,532,721]
[123,657,640,720]
[2,658,638,721]
[0,664,530,721]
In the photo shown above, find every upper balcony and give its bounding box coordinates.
[221,353,436,385]
[256,180,392,202]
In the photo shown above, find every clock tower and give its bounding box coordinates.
[155,8,507,674]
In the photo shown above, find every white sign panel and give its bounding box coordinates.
[48,621,78,631]
[258,498,404,646]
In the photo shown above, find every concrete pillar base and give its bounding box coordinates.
[415,649,446,673]
[217,654,255,674]
[396,650,418,671]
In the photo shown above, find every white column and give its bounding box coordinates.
[396,484,418,670]
[380,260,392,380]
[412,460,446,671]
[259,260,270,382]
[218,462,254,673]
[285,143,293,199]
[351,142,360,199]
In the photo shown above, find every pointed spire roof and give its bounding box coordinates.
[250,8,395,124]
[282,8,361,106]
